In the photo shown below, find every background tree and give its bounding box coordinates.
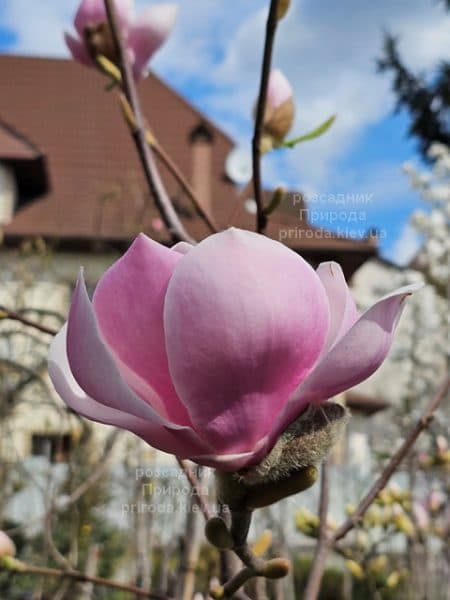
[378,1,450,160]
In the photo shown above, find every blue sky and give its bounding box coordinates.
[1,0,449,263]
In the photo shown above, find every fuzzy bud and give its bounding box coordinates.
[277,0,291,20]
[205,517,234,550]
[394,514,415,537]
[209,585,225,599]
[346,560,364,580]
[252,530,272,557]
[260,558,291,579]
[295,507,319,537]
[238,403,349,486]
[368,555,388,575]
[386,571,401,589]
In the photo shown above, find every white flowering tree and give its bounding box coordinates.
[403,142,450,298]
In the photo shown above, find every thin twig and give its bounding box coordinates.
[0,305,58,336]
[119,92,218,234]
[153,141,218,233]
[252,0,281,233]
[176,458,212,521]
[6,431,121,536]
[103,0,194,243]
[304,461,331,600]
[301,377,450,600]
[333,376,450,542]
[1,560,171,599]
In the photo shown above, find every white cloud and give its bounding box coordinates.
[0,0,77,56]
[390,223,422,266]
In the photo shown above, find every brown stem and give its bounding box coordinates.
[0,305,58,336]
[252,0,281,233]
[103,0,194,243]
[301,377,449,600]
[333,376,450,542]
[119,92,218,234]
[2,561,171,599]
[222,566,254,597]
[304,461,332,600]
[176,458,212,521]
[152,141,218,234]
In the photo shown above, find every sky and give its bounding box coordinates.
[0,0,449,263]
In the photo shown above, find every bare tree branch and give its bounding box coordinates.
[252,0,281,233]
[304,461,331,600]
[0,559,172,599]
[119,93,218,234]
[0,305,58,336]
[333,376,450,541]
[301,376,450,600]
[103,0,194,243]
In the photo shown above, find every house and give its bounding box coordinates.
[0,55,376,275]
[0,54,382,476]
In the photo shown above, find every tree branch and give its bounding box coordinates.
[333,376,450,542]
[103,0,194,243]
[119,92,218,234]
[304,460,331,600]
[0,559,171,599]
[252,0,281,233]
[300,376,450,600]
[0,305,58,336]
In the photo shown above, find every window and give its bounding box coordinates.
[31,433,72,463]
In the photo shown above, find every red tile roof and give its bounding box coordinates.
[0,119,40,160]
[0,55,376,275]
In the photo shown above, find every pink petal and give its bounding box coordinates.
[128,4,178,79]
[268,69,293,109]
[190,436,271,471]
[49,326,212,458]
[74,0,134,37]
[68,271,163,421]
[164,228,329,455]
[316,261,359,355]
[171,241,194,255]
[64,31,92,66]
[92,234,191,425]
[275,283,421,435]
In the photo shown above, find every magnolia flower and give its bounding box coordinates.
[262,69,295,147]
[65,0,177,80]
[0,531,15,558]
[48,229,418,472]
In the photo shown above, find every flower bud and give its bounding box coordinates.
[368,555,387,575]
[245,466,318,509]
[295,507,319,537]
[239,402,348,486]
[277,0,291,20]
[386,571,401,588]
[0,532,15,558]
[436,435,448,453]
[252,530,272,557]
[394,514,415,537]
[261,69,295,146]
[209,585,225,599]
[84,22,118,64]
[346,560,364,580]
[205,517,234,550]
[260,558,290,579]
[355,531,368,551]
